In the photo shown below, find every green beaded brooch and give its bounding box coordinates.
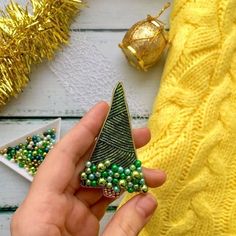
[80,82,148,198]
[0,119,61,181]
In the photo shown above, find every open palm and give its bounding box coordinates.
[11,102,166,236]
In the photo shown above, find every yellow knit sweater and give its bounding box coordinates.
[122,0,236,235]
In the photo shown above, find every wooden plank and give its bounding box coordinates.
[0,119,143,206]
[0,118,147,145]
[0,32,163,118]
[0,0,172,29]
[0,211,115,236]
[0,213,11,236]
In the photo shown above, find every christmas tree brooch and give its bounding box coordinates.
[80,82,148,198]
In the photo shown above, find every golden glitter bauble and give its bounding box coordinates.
[119,3,170,71]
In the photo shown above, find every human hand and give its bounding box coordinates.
[11,102,166,236]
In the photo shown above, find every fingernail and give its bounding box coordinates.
[136,194,157,218]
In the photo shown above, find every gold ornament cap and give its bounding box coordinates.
[119,3,170,71]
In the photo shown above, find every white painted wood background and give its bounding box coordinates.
[0,0,172,235]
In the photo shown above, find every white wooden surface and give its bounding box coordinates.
[0,0,172,235]
[0,0,171,29]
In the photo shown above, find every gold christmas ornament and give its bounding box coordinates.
[119,3,171,71]
[0,0,84,108]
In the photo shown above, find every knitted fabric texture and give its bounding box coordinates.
[121,0,236,235]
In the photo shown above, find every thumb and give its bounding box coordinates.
[102,193,157,236]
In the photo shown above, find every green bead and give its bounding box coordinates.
[141,185,148,193]
[19,162,24,168]
[136,167,142,172]
[112,178,119,185]
[118,166,124,173]
[97,163,106,172]
[120,173,126,179]
[10,150,15,155]
[23,150,28,155]
[91,165,97,173]
[104,160,111,167]
[91,180,97,187]
[37,149,43,155]
[81,172,87,180]
[119,179,127,188]
[140,178,145,185]
[98,178,106,186]
[132,171,140,179]
[130,165,136,171]
[128,187,134,193]
[102,171,108,178]
[108,170,113,176]
[135,160,142,168]
[124,168,131,175]
[89,174,95,180]
[111,164,118,172]
[133,179,140,184]
[43,142,48,148]
[106,182,113,189]
[107,176,113,183]
[32,151,37,157]
[113,186,120,193]
[7,155,12,160]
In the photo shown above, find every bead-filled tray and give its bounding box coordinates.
[0,118,61,181]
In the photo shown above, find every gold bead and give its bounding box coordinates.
[26,136,32,142]
[141,185,148,193]
[81,172,87,180]
[97,163,106,172]
[106,182,113,189]
[104,160,111,167]
[119,179,127,188]
[132,171,140,179]
[98,178,106,186]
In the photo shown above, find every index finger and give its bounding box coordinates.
[32,102,109,193]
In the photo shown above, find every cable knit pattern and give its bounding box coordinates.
[121,0,236,235]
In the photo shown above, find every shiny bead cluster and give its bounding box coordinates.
[80,159,148,194]
[0,129,56,176]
